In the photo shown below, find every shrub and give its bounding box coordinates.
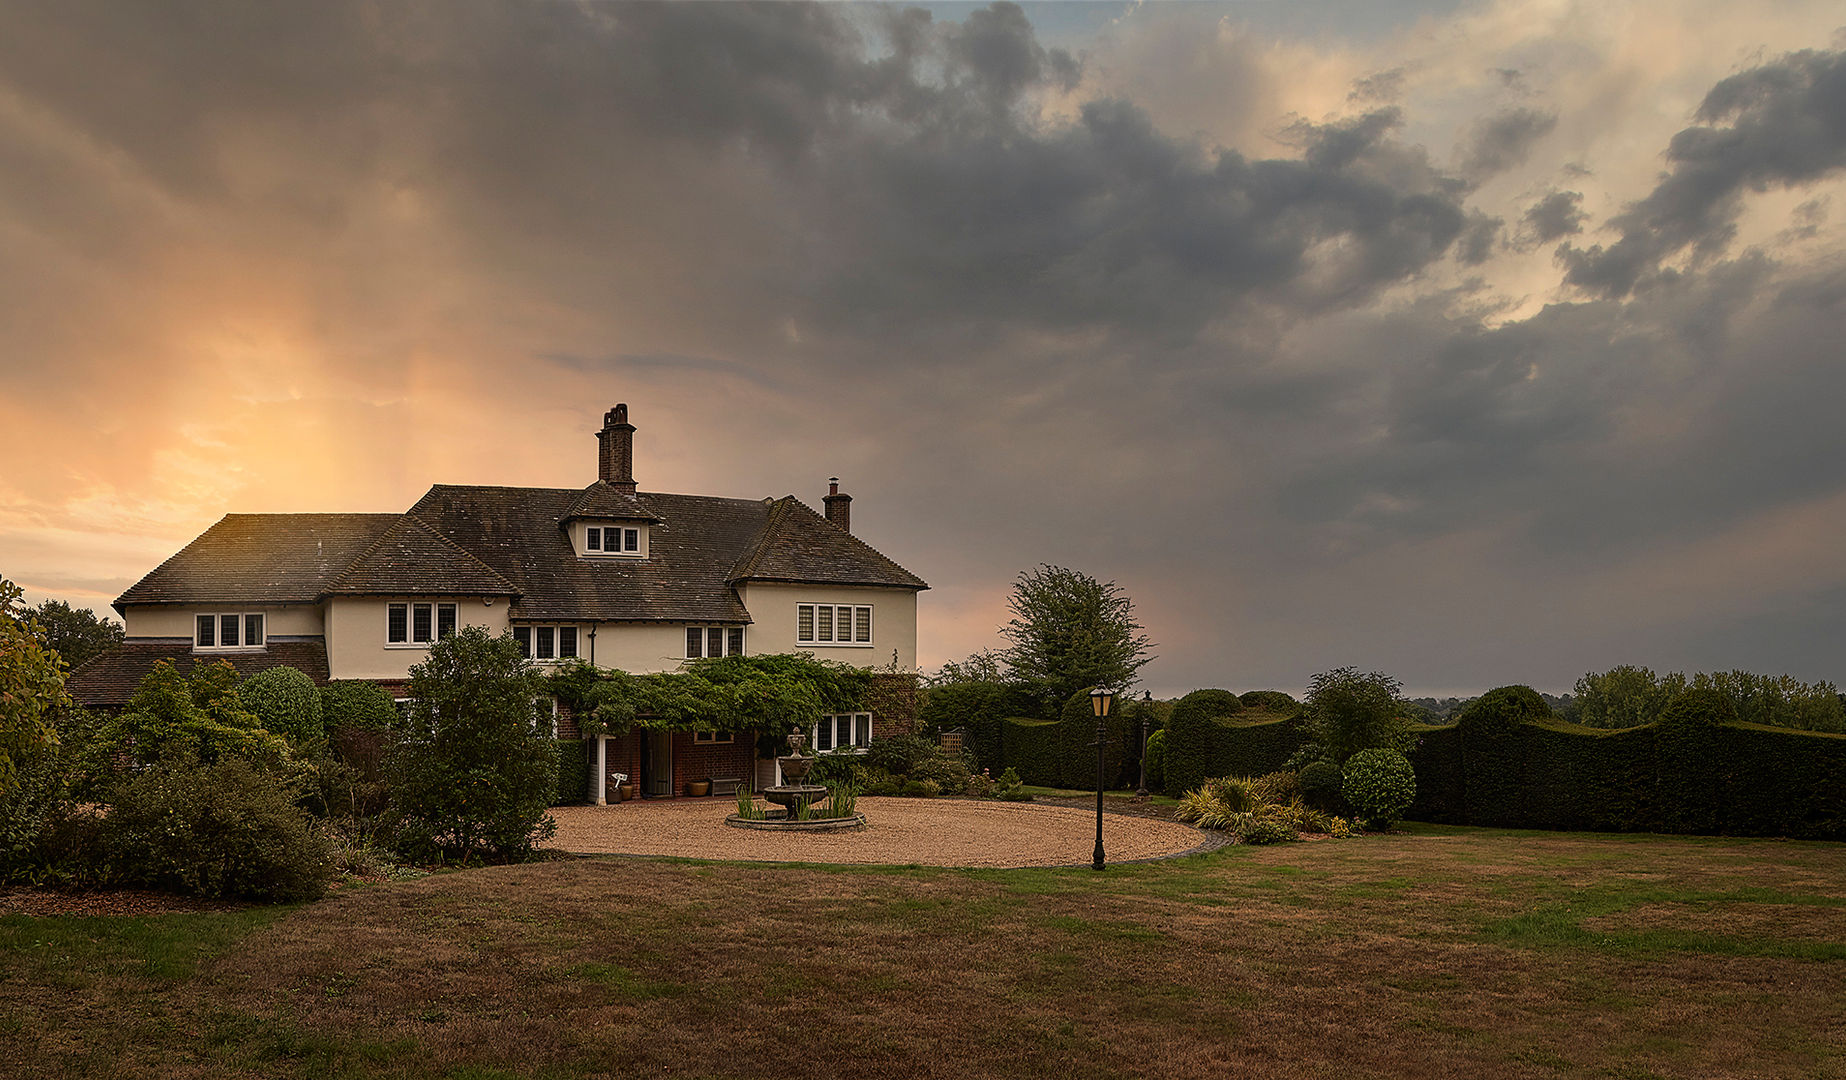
[859,766,903,796]
[384,627,557,862]
[1248,770,1299,805]
[1240,817,1299,845]
[100,660,287,772]
[901,779,941,798]
[1239,690,1300,713]
[1297,760,1344,810]
[553,740,588,805]
[1163,689,1244,797]
[240,667,324,747]
[1304,667,1411,764]
[1342,749,1417,829]
[1143,728,1166,791]
[865,733,938,777]
[912,751,970,791]
[992,766,1030,801]
[320,680,398,734]
[964,770,995,798]
[102,754,332,902]
[808,748,864,786]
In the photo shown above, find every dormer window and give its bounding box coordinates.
[196,612,265,651]
[574,520,647,558]
[587,526,639,554]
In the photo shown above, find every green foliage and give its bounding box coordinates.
[22,598,123,669]
[992,766,1029,801]
[865,732,938,777]
[553,740,588,805]
[918,678,1041,769]
[1162,689,1243,797]
[734,786,764,820]
[1,577,69,797]
[808,747,864,786]
[1454,685,1552,820]
[1297,760,1344,810]
[997,564,1153,708]
[551,653,871,740]
[1238,690,1299,713]
[102,753,333,902]
[1174,771,1318,843]
[1304,667,1411,764]
[319,679,398,734]
[1341,749,1417,828]
[901,779,941,798]
[827,781,858,818]
[1573,665,1687,729]
[384,627,557,862]
[1690,670,1845,733]
[99,660,289,774]
[239,666,325,747]
[1143,728,1166,791]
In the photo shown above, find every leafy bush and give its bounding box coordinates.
[320,680,397,734]
[553,740,588,805]
[1305,667,1411,764]
[964,770,995,798]
[384,628,557,862]
[1342,749,1417,829]
[1143,728,1166,791]
[859,766,903,796]
[1248,770,1299,804]
[865,733,938,777]
[1239,817,1299,845]
[912,751,970,791]
[1297,760,1344,810]
[901,779,941,798]
[99,660,288,772]
[239,666,324,747]
[808,748,863,786]
[102,754,332,902]
[992,766,1029,801]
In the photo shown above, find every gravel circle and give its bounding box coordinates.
[545,797,1207,868]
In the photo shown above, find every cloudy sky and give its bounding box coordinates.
[3,1,1845,697]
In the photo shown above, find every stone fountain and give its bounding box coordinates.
[762,731,828,817]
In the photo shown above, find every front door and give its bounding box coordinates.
[644,730,674,797]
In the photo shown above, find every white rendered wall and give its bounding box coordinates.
[122,603,324,639]
[737,582,917,671]
[324,596,511,680]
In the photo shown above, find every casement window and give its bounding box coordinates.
[513,625,579,662]
[795,604,872,646]
[195,612,265,650]
[585,526,640,555]
[386,602,458,646]
[811,713,873,752]
[693,731,735,745]
[685,625,744,659]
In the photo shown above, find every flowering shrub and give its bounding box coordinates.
[1341,748,1417,829]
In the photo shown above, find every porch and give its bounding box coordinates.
[582,728,764,805]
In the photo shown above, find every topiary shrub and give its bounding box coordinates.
[1239,690,1300,713]
[1143,728,1167,791]
[240,666,324,747]
[1342,748,1417,829]
[1163,689,1244,797]
[1655,687,1734,834]
[1297,760,1344,811]
[102,754,333,902]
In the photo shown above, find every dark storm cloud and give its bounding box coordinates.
[1522,190,1587,243]
[1456,107,1557,182]
[1562,47,1846,298]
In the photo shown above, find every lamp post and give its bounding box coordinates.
[1090,686,1115,871]
[1135,690,1153,798]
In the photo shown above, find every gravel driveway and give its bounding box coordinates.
[545,796,1207,868]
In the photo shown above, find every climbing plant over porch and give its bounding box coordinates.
[546,653,872,738]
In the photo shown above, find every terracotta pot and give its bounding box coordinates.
[617,783,637,802]
[687,780,712,797]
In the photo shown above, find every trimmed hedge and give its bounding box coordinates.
[1402,685,1846,839]
[997,691,1138,789]
[1002,717,1062,785]
[554,740,588,806]
[1163,687,1311,796]
[919,681,1042,770]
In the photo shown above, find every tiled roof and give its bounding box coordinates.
[115,514,400,611]
[562,481,663,522]
[66,639,332,707]
[727,497,929,590]
[325,514,518,596]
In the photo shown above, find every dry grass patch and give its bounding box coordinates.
[1,827,1843,1078]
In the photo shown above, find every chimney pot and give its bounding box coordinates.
[823,477,853,533]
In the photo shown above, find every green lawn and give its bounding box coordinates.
[1016,785,1183,807]
[3,824,1842,1079]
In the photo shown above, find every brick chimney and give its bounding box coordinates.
[823,477,852,533]
[596,404,637,495]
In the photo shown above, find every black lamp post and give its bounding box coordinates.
[1135,690,1153,798]
[1090,686,1115,871]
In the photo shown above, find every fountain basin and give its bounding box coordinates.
[725,811,866,832]
[761,784,828,811]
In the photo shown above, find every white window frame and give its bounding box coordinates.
[194,612,267,652]
[684,625,744,659]
[693,731,735,745]
[386,601,459,648]
[795,604,872,647]
[582,523,643,558]
[513,624,581,663]
[810,713,873,752]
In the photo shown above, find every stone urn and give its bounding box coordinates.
[778,731,813,784]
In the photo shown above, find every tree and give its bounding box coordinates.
[927,649,1005,687]
[1573,665,1686,729]
[385,627,557,862]
[25,600,123,669]
[1,577,69,796]
[1303,667,1411,765]
[997,565,1153,708]
[97,660,287,774]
